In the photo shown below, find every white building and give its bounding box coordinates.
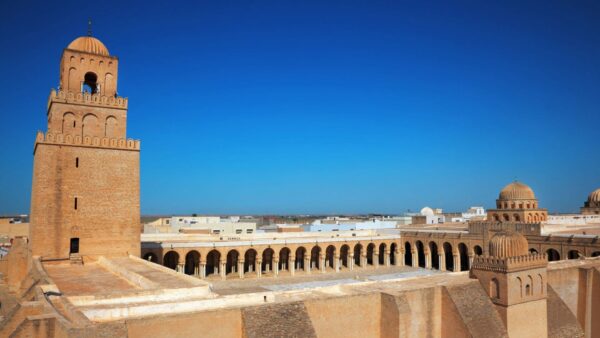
[144,216,257,235]
[303,219,397,232]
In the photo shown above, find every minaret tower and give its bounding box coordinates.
[29,30,140,260]
[470,230,548,338]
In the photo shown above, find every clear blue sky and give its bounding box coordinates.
[1,1,599,215]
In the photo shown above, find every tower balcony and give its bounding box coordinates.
[47,89,128,111]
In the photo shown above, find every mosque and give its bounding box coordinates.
[0,33,599,338]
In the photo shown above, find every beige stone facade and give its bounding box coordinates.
[29,36,140,259]
[487,181,548,223]
[581,188,600,215]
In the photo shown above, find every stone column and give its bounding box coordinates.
[374,252,379,268]
[397,250,404,267]
[425,252,431,269]
[334,255,340,272]
[194,263,199,276]
[320,254,326,273]
[200,261,206,279]
[177,257,185,273]
[468,254,474,270]
[412,250,418,268]
[274,259,279,277]
[305,257,311,274]
[220,260,226,280]
[256,260,263,278]
[289,255,295,276]
[384,250,390,267]
[438,253,446,271]
[453,254,460,272]
[361,254,367,268]
[239,260,245,279]
[349,254,355,270]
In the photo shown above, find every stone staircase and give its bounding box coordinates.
[69,254,83,265]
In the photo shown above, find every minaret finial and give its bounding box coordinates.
[87,18,92,36]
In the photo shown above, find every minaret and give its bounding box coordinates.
[29,32,140,260]
[470,230,548,338]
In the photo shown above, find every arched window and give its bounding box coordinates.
[526,275,533,296]
[513,214,520,222]
[62,112,76,134]
[516,276,523,298]
[503,214,510,222]
[82,114,98,137]
[490,278,500,299]
[105,116,117,137]
[83,72,98,94]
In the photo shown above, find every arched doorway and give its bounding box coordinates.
[443,242,454,271]
[546,248,560,261]
[310,246,321,270]
[325,245,336,270]
[354,244,363,267]
[458,243,469,271]
[378,243,386,265]
[429,242,439,269]
[226,250,239,275]
[163,251,179,270]
[340,245,350,268]
[404,242,412,266]
[244,249,257,273]
[295,247,306,270]
[366,243,376,266]
[262,248,275,274]
[279,247,291,272]
[416,241,425,268]
[206,250,221,277]
[390,243,397,265]
[184,251,200,275]
[568,250,580,260]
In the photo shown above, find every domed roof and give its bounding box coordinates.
[498,181,535,200]
[489,230,529,258]
[589,188,600,203]
[67,36,109,56]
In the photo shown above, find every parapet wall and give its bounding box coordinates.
[471,253,548,273]
[47,89,128,110]
[34,131,140,152]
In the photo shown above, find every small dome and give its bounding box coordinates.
[489,230,529,258]
[420,207,434,216]
[589,188,600,203]
[67,36,109,56]
[499,181,535,200]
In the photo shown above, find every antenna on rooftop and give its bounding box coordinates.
[87,18,92,36]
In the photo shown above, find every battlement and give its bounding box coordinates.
[34,131,140,151]
[47,89,128,110]
[471,253,547,273]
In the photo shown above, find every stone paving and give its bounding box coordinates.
[210,265,443,295]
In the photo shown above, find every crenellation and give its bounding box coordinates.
[47,89,128,111]
[34,131,140,152]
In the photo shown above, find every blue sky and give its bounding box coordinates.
[0,1,599,215]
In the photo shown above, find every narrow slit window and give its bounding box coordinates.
[74,197,78,210]
[73,121,76,128]
[75,157,79,168]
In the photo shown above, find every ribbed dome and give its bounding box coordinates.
[489,230,529,258]
[499,181,535,200]
[67,36,109,56]
[589,188,600,203]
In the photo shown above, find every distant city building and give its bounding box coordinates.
[144,216,256,235]
[302,219,397,232]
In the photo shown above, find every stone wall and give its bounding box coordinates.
[30,142,140,259]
